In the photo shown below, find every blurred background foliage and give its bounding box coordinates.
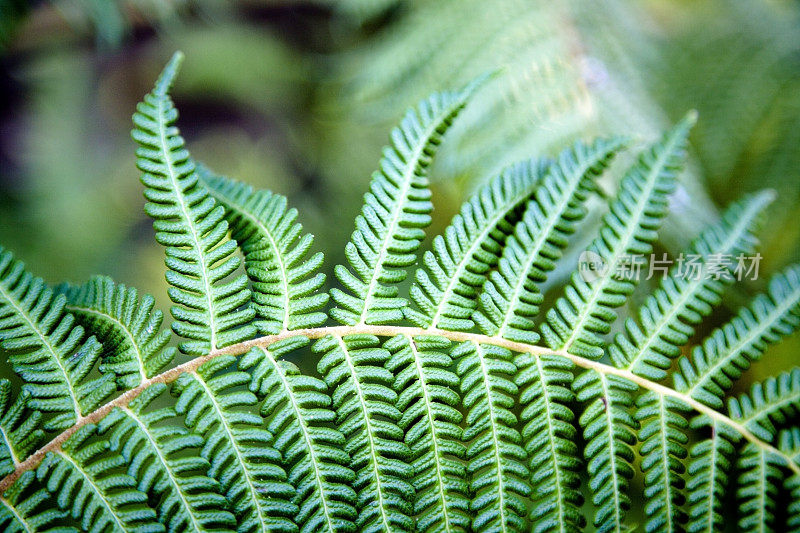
[0,0,798,382]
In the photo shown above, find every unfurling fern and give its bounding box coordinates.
[0,52,798,533]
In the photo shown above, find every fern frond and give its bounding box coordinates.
[240,340,358,532]
[612,190,773,380]
[0,381,42,479]
[384,334,469,531]
[685,420,738,533]
[473,137,626,343]
[4,54,800,533]
[728,368,800,442]
[132,51,255,355]
[330,78,482,326]
[675,266,800,408]
[540,113,693,359]
[173,355,296,532]
[37,425,162,532]
[454,341,530,532]
[63,276,177,389]
[515,353,583,532]
[0,471,66,532]
[636,392,689,532]
[98,383,234,532]
[573,371,637,532]
[0,247,115,431]
[315,334,414,532]
[736,443,783,531]
[404,157,548,331]
[200,170,329,334]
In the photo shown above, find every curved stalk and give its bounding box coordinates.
[1,324,796,492]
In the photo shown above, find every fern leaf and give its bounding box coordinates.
[384,334,469,531]
[791,477,800,531]
[240,339,358,532]
[0,247,115,430]
[173,355,296,532]
[0,381,42,479]
[132,51,255,355]
[63,275,177,389]
[404,157,549,331]
[573,371,637,532]
[315,334,414,531]
[685,419,738,533]
[675,266,800,408]
[0,471,67,532]
[37,425,162,532]
[454,341,530,532]
[515,353,583,532]
[0,384,50,532]
[636,392,689,532]
[540,114,693,359]
[780,428,800,529]
[727,368,800,442]
[330,78,482,326]
[98,383,235,532]
[200,170,329,334]
[612,190,772,380]
[473,137,626,343]
[736,443,783,531]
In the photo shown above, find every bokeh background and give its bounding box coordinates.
[1,0,798,382]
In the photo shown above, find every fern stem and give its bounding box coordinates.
[2,324,796,493]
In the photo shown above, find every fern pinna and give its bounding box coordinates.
[0,52,798,533]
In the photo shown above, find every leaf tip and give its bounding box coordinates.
[154,51,185,97]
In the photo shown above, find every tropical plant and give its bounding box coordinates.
[0,52,799,532]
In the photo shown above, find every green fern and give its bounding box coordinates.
[330,76,485,326]
[240,338,358,532]
[0,53,798,533]
[0,248,115,431]
[132,51,255,355]
[37,424,161,532]
[98,383,234,531]
[199,170,329,335]
[173,355,296,532]
[62,276,177,389]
